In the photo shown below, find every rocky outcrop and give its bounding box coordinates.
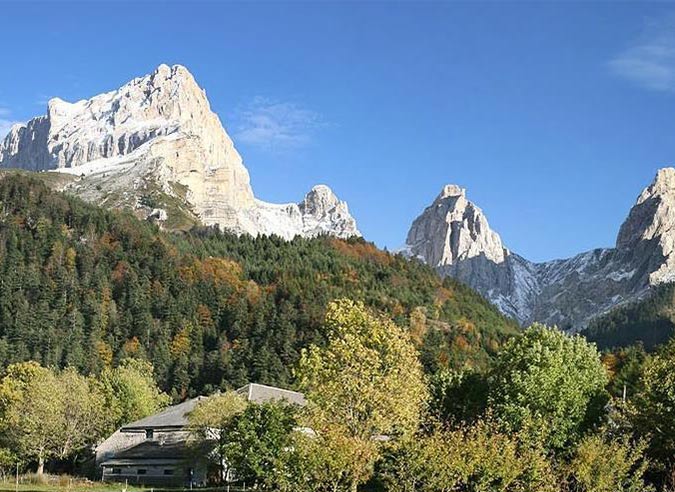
[0,64,359,239]
[232,185,360,240]
[298,184,360,238]
[406,185,507,267]
[405,168,675,331]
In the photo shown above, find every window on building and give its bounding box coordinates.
[163,469,174,476]
[111,468,122,475]
[137,469,147,475]
[145,429,154,439]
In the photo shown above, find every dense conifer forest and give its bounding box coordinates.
[583,283,675,351]
[0,174,517,399]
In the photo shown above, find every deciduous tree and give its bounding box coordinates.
[297,299,428,491]
[100,358,170,430]
[488,324,608,451]
[0,363,109,474]
[188,391,247,482]
[564,432,653,492]
[221,402,297,489]
[379,419,556,492]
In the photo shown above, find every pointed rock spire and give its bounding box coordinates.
[406,184,506,268]
[405,168,675,331]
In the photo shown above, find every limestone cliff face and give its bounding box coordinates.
[0,64,359,239]
[232,185,360,240]
[616,168,675,285]
[406,185,507,267]
[405,168,675,330]
[298,185,360,238]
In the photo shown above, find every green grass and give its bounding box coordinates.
[0,479,145,492]
[0,477,250,492]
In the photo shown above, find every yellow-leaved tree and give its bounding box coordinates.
[296,299,428,492]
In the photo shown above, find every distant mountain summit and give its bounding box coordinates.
[406,184,507,267]
[405,168,675,331]
[0,64,359,238]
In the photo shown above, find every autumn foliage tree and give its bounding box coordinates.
[297,299,428,491]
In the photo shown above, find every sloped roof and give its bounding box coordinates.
[236,383,306,406]
[120,383,305,433]
[121,396,208,431]
[101,439,214,465]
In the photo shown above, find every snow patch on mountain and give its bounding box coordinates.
[0,64,359,239]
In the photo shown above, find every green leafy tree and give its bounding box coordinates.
[0,362,62,474]
[379,419,556,492]
[629,339,675,470]
[221,402,297,489]
[188,391,248,482]
[100,358,170,430]
[0,447,18,481]
[54,368,108,459]
[0,363,108,474]
[488,324,608,451]
[290,422,378,492]
[298,299,428,491]
[189,391,248,436]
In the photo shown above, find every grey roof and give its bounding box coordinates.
[236,383,306,406]
[120,383,305,433]
[101,440,214,466]
[121,396,207,431]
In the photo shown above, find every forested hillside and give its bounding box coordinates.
[583,283,675,350]
[0,174,517,399]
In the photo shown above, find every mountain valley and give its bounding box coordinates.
[4,63,675,337]
[405,168,675,331]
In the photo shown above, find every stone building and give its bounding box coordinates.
[96,383,305,487]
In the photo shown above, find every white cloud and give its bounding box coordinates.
[0,107,23,140]
[232,97,323,151]
[610,15,675,91]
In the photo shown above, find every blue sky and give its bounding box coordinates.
[2,2,675,262]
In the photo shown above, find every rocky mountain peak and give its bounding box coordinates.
[642,166,675,198]
[406,185,506,268]
[439,184,466,199]
[297,185,359,238]
[0,64,359,241]
[614,166,675,284]
[406,167,675,330]
[617,167,675,250]
[300,184,340,216]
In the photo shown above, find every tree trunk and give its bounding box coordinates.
[350,479,358,492]
[36,456,44,475]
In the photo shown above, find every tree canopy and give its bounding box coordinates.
[298,299,428,491]
[0,174,517,399]
[0,363,107,473]
[488,324,609,451]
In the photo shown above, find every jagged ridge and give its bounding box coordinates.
[0,64,359,239]
[405,168,675,331]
